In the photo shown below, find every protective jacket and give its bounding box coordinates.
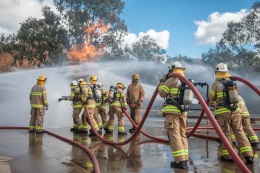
[126,83,145,108]
[68,87,83,109]
[159,77,187,115]
[109,88,127,109]
[30,85,48,109]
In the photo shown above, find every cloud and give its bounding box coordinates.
[0,0,56,35]
[124,29,170,49]
[194,9,248,45]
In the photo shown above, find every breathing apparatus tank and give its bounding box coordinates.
[108,86,115,102]
[93,84,102,102]
[183,79,194,106]
[224,80,239,104]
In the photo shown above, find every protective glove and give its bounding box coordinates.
[122,106,127,111]
[62,96,68,100]
[45,105,48,110]
[137,100,142,105]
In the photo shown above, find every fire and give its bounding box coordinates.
[67,20,111,63]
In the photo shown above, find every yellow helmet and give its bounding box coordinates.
[90,75,98,84]
[37,75,47,81]
[132,73,140,80]
[80,81,87,86]
[117,82,125,89]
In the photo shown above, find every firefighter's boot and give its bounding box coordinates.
[245,156,254,164]
[170,161,185,169]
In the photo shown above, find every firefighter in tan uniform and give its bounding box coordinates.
[89,75,109,131]
[29,75,48,133]
[231,95,259,147]
[126,74,145,133]
[158,61,190,169]
[107,83,128,135]
[59,80,84,132]
[209,62,253,164]
[80,80,101,135]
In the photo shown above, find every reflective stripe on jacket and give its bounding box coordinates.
[30,84,48,108]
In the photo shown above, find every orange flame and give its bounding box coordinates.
[67,20,110,63]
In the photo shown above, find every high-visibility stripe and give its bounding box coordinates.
[210,90,215,96]
[172,150,186,157]
[215,108,231,115]
[31,104,44,108]
[30,92,43,96]
[222,150,229,155]
[249,136,258,141]
[240,146,252,153]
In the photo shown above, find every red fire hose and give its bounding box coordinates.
[230,76,260,96]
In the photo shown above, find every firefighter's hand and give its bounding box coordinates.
[123,106,127,111]
[137,100,142,105]
[126,98,130,105]
[45,105,48,110]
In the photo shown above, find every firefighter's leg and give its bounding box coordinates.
[218,113,233,161]
[36,108,45,133]
[116,108,126,134]
[107,107,115,133]
[242,116,259,146]
[231,112,253,164]
[100,109,108,129]
[180,112,189,162]
[29,108,37,132]
[165,113,185,162]
[72,108,82,131]
[94,106,103,129]
[81,108,88,133]
[88,107,100,134]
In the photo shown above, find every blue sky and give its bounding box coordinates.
[0,0,258,59]
[120,0,258,58]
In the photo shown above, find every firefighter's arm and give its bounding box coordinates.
[158,79,171,98]
[209,81,217,107]
[126,86,130,104]
[121,90,127,109]
[158,75,167,92]
[81,88,88,103]
[140,85,145,102]
[102,89,108,102]
[42,86,48,110]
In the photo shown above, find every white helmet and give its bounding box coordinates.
[78,78,84,84]
[215,62,229,72]
[70,80,78,86]
[168,61,185,70]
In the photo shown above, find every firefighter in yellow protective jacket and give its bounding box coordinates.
[89,75,109,131]
[158,61,189,169]
[107,82,128,135]
[126,74,145,133]
[80,80,101,135]
[60,80,84,132]
[29,75,48,133]
[231,95,259,147]
[209,62,253,164]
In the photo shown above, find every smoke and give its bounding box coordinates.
[0,61,259,128]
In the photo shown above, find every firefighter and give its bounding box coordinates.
[126,74,145,133]
[89,75,109,131]
[209,62,253,164]
[59,81,84,132]
[107,82,128,135]
[80,80,101,136]
[158,61,190,169]
[231,95,259,147]
[29,75,48,133]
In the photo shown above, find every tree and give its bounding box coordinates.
[53,0,127,46]
[130,35,168,62]
[16,6,69,65]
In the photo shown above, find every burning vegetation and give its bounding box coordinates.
[67,20,112,64]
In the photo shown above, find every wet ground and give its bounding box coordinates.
[0,114,260,173]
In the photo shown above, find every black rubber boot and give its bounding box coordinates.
[170,161,185,169]
[129,128,136,133]
[251,142,259,147]
[118,131,127,135]
[220,156,234,163]
[244,156,254,164]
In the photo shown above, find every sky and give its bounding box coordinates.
[0,0,258,59]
